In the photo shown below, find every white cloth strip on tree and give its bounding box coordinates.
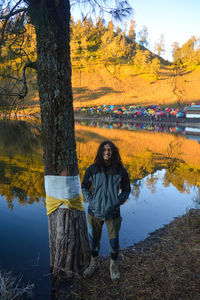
[45,175,82,208]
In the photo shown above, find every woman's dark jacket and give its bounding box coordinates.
[81,163,131,220]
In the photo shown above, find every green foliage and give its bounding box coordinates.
[70,17,135,67]
[128,19,136,43]
[70,18,163,77]
[133,49,151,72]
[172,37,200,68]
[150,58,160,79]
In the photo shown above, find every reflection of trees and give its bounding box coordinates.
[0,120,41,157]
[77,145,200,195]
[0,171,45,209]
[146,174,158,194]
[0,120,44,209]
[1,122,200,208]
[132,180,142,199]
[165,138,183,161]
[126,152,166,182]
[75,125,200,195]
[194,189,200,206]
[163,162,200,193]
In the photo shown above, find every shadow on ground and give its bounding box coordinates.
[73,87,121,102]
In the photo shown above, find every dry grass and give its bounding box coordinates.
[72,67,200,108]
[0,270,34,300]
[70,209,200,300]
[25,66,200,108]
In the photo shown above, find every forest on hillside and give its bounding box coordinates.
[2,16,200,69]
[1,16,200,110]
[70,18,200,70]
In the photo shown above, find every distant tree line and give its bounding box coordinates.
[70,17,163,76]
[1,15,200,73]
[172,36,200,68]
[2,16,200,79]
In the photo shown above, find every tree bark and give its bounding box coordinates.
[48,208,90,276]
[30,0,77,176]
[29,0,90,276]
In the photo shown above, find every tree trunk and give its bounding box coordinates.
[29,0,90,276]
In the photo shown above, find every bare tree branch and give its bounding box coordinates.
[20,60,37,98]
[0,74,22,82]
[0,0,133,113]
[0,0,27,51]
[0,8,27,20]
[71,0,133,21]
[0,60,37,99]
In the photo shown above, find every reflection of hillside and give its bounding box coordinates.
[0,120,41,157]
[75,124,200,168]
[0,120,45,209]
[0,169,45,210]
[0,159,45,209]
[75,124,200,191]
[0,122,200,209]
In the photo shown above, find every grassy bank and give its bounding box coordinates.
[61,209,200,300]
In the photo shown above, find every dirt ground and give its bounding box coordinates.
[64,209,200,300]
[72,68,200,108]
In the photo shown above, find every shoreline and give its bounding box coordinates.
[71,208,200,299]
[3,112,200,298]
[74,113,200,128]
[2,112,200,129]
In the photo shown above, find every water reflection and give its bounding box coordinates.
[76,123,200,185]
[0,120,48,299]
[0,119,200,210]
[75,119,186,135]
[0,120,45,209]
[75,119,200,145]
[74,122,200,253]
[118,169,200,250]
[0,120,200,297]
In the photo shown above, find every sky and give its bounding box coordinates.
[131,0,200,61]
[71,0,200,62]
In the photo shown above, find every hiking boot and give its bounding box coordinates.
[83,256,99,278]
[110,259,120,281]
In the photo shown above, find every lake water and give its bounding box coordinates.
[0,119,200,298]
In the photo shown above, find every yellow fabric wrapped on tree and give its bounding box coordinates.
[45,175,84,216]
[46,194,84,215]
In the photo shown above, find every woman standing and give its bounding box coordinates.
[81,140,131,280]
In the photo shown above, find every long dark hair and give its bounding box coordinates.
[94,140,123,169]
